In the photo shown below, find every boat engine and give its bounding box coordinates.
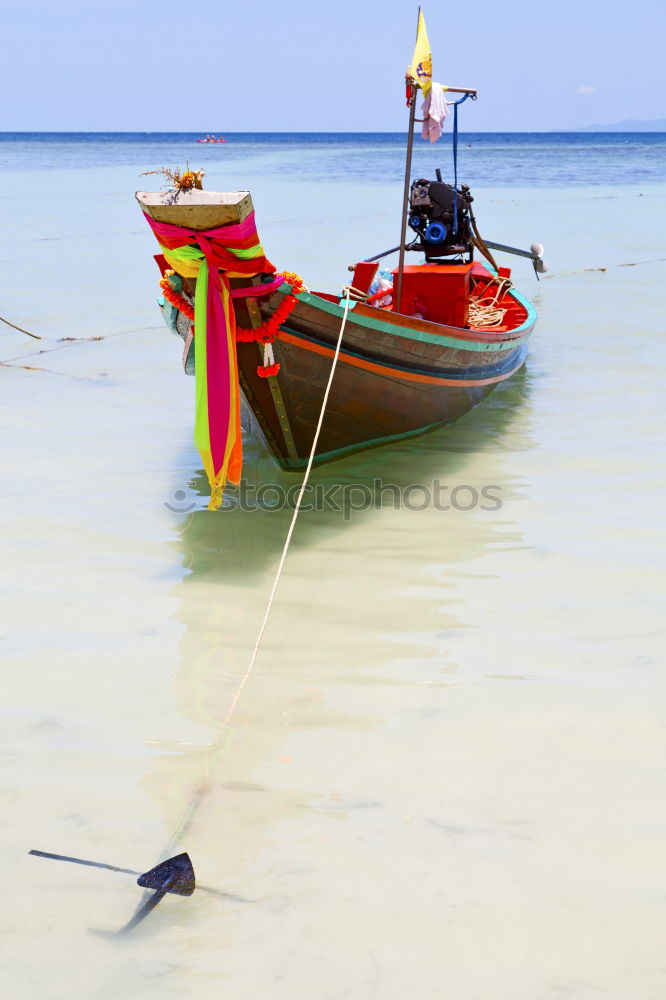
[408,178,475,260]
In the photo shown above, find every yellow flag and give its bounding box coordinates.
[407,11,432,95]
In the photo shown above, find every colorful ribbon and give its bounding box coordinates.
[142,211,275,510]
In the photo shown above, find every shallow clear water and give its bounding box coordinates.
[1,134,665,998]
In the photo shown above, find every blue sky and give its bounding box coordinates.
[2,0,663,131]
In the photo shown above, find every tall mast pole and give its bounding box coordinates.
[395,87,417,314]
[395,7,421,315]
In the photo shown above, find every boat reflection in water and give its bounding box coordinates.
[142,369,534,894]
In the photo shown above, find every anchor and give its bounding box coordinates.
[29,848,247,932]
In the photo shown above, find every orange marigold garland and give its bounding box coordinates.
[236,271,305,378]
[159,271,195,321]
[159,270,306,378]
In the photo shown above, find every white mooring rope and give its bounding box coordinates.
[164,286,354,852]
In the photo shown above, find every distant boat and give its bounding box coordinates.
[196,136,226,143]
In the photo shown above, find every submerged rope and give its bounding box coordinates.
[0,314,44,339]
[164,286,355,853]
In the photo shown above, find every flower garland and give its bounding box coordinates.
[159,270,305,379]
[235,271,305,377]
[159,272,195,320]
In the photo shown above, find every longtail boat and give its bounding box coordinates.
[137,17,544,508]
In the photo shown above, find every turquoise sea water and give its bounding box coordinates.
[2,133,665,998]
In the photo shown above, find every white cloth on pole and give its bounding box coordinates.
[421,82,449,144]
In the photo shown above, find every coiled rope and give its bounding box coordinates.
[162,285,354,853]
[468,275,512,329]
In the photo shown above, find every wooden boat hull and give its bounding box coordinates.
[138,187,538,473]
[235,284,535,469]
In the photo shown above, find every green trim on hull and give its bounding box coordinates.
[276,283,537,352]
[278,417,456,470]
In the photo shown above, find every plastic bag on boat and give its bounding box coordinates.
[368,268,394,308]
